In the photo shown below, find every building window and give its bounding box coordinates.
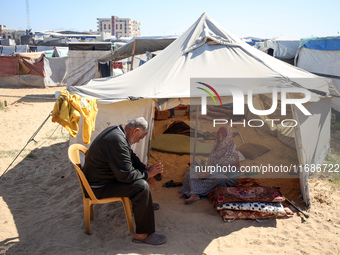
[116,24,118,29]
[109,25,110,29]
[120,24,122,29]
[104,24,106,29]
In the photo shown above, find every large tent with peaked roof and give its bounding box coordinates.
[70,13,333,206]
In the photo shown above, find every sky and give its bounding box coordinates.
[1,0,339,39]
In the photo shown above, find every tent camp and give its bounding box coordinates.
[295,36,340,112]
[69,13,333,207]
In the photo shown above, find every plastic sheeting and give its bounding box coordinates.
[0,53,67,87]
[1,46,16,56]
[20,55,45,77]
[66,50,111,88]
[0,75,45,87]
[0,55,19,76]
[98,35,177,62]
[44,56,67,86]
[296,42,340,112]
[273,38,300,59]
[300,36,340,51]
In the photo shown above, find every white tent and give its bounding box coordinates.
[272,37,300,60]
[70,13,333,206]
[295,36,340,112]
[97,35,178,73]
[254,38,300,64]
[66,42,112,89]
[98,35,178,63]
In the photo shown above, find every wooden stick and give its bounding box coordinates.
[285,198,309,218]
[254,127,265,138]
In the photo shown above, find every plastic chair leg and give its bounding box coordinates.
[83,199,91,235]
[90,204,94,220]
[122,197,134,233]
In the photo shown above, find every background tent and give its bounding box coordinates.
[254,38,300,65]
[66,42,111,89]
[98,35,178,62]
[97,35,178,73]
[70,13,333,206]
[295,36,340,112]
[0,52,67,87]
[272,37,300,60]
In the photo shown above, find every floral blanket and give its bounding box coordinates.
[208,186,285,208]
[208,181,293,221]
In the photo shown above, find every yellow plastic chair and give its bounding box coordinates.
[68,143,134,235]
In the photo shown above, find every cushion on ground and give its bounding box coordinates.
[151,134,213,155]
[217,201,286,215]
[238,143,270,160]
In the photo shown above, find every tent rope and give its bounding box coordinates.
[0,94,56,101]
[0,112,52,179]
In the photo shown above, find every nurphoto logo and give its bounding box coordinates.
[192,79,312,128]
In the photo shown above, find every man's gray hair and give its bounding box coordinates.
[125,117,148,131]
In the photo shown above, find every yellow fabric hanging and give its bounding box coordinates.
[70,94,98,144]
[52,90,98,144]
[52,90,80,138]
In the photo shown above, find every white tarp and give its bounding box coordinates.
[1,46,16,56]
[273,38,300,59]
[296,46,340,112]
[70,13,333,206]
[15,45,29,53]
[66,50,110,89]
[98,35,178,62]
[254,40,275,52]
[44,56,67,87]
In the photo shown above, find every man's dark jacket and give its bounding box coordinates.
[83,125,148,186]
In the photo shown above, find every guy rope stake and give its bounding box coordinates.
[0,112,52,179]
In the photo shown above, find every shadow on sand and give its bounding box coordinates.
[0,141,280,255]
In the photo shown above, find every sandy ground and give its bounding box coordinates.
[0,85,339,255]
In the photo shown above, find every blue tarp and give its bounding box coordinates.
[300,36,340,51]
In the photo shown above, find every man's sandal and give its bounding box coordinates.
[132,233,167,245]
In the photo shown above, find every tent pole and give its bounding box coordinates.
[130,40,136,71]
[192,105,199,167]
[95,61,99,78]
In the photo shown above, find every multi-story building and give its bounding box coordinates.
[0,25,26,45]
[97,16,140,39]
[0,25,7,38]
[97,18,112,34]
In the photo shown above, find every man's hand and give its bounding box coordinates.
[147,162,163,178]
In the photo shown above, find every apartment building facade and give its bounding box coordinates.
[0,25,26,45]
[97,16,140,38]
